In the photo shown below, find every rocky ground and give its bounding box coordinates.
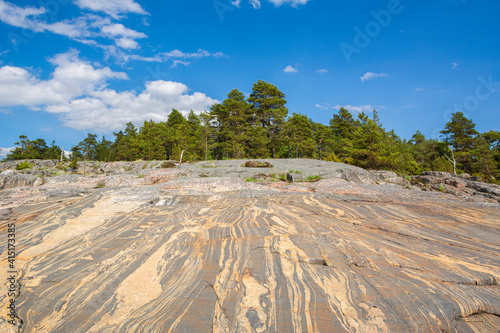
[0,159,499,332]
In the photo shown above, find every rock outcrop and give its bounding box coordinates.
[412,171,500,202]
[0,160,499,332]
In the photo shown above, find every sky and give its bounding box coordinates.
[0,0,499,157]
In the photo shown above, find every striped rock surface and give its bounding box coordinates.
[0,177,499,332]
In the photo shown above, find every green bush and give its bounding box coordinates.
[68,160,79,168]
[161,162,177,168]
[242,161,273,168]
[15,160,33,170]
[96,182,106,188]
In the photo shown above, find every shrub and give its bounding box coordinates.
[15,160,33,170]
[68,160,79,169]
[96,182,106,188]
[243,161,273,168]
[161,162,177,168]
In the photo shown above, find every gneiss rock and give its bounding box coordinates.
[0,172,38,189]
[0,173,498,332]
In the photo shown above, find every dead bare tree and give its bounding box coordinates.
[444,145,457,175]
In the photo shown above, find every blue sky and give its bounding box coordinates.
[0,0,499,156]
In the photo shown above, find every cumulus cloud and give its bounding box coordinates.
[0,50,218,132]
[452,62,459,70]
[360,72,388,82]
[0,49,127,107]
[283,65,298,73]
[74,0,148,18]
[0,146,16,158]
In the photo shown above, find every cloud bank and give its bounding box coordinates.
[0,50,218,132]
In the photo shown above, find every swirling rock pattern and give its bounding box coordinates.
[0,175,499,332]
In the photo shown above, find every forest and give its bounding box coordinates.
[4,80,500,183]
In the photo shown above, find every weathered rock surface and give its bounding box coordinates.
[412,171,500,202]
[0,160,499,332]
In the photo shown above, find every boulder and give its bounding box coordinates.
[286,172,303,182]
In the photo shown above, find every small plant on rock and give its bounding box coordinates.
[305,175,321,182]
[68,160,79,169]
[96,182,106,188]
[161,162,177,168]
[15,160,33,170]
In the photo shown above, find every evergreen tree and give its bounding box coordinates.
[440,112,478,173]
[248,80,288,158]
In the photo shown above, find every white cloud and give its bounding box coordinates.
[74,0,148,18]
[360,72,388,82]
[171,60,191,68]
[452,62,459,70]
[283,65,298,73]
[0,2,147,50]
[415,87,425,92]
[46,81,218,132]
[315,69,328,74]
[234,0,311,8]
[268,0,311,7]
[315,103,384,113]
[115,37,139,49]
[0,147,15,158]
[0,50,127,107]
[249,0,262,9]
[0,50,218,132]
[116,49,225,65]
[0,0,45,29]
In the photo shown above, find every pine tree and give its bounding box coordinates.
[440,112,478,173]
[248,80,288,158]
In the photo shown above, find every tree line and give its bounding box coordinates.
[4,80,500,183]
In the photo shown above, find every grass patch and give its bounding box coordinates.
[138,174,145,178]
[203,164,216,168]
[289,170,301,174]
[305,175,321,182]
[280,174,286,181]
[96,182,106,188]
